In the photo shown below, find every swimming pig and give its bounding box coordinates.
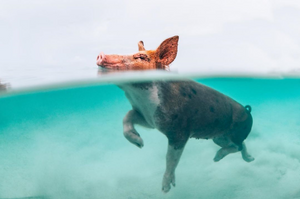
[96,36,254,193]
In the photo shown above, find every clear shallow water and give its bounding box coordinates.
[1,77,300,199]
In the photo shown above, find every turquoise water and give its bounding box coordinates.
[1,77,300,199]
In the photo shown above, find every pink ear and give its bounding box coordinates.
[156,36,179,66]
[138,41,145,51]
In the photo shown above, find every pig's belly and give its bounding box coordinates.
[191,128,229,140]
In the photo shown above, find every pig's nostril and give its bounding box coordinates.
[100,52,105,58]
[97,52,106,66]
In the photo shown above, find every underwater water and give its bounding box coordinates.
[1,76,300,199]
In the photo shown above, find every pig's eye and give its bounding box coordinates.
[133,54,149,61]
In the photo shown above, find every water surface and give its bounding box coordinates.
[1,76,300,199]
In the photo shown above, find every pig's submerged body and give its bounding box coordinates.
[121,80,252,149]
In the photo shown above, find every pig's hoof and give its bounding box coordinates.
[213,156,222,162]
[213,151,225,162]
[162,173,175,193]
[124,130,144,148]
[242,154,255,162]
[134,137,144,148]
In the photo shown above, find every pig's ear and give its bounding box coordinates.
[138,41,146,51]
[156,36,179,66]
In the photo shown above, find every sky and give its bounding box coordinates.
[0,0,300,87]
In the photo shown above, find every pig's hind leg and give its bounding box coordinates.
[213,136,254,162]
[241,142,254,162]
[212,136,240,162]
[123,109,152,148]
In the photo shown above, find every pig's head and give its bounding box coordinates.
[96,36,179,71]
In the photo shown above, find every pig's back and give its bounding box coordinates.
[154,80,249,139]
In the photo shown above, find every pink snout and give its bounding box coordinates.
[96,52,106,66]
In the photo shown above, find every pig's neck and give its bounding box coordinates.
[118,82,160,128]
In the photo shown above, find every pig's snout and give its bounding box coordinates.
[96,53,127,70]
[96,52,106,66]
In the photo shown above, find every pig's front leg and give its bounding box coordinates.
[123,109,152,148]
[162,140,188,193]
